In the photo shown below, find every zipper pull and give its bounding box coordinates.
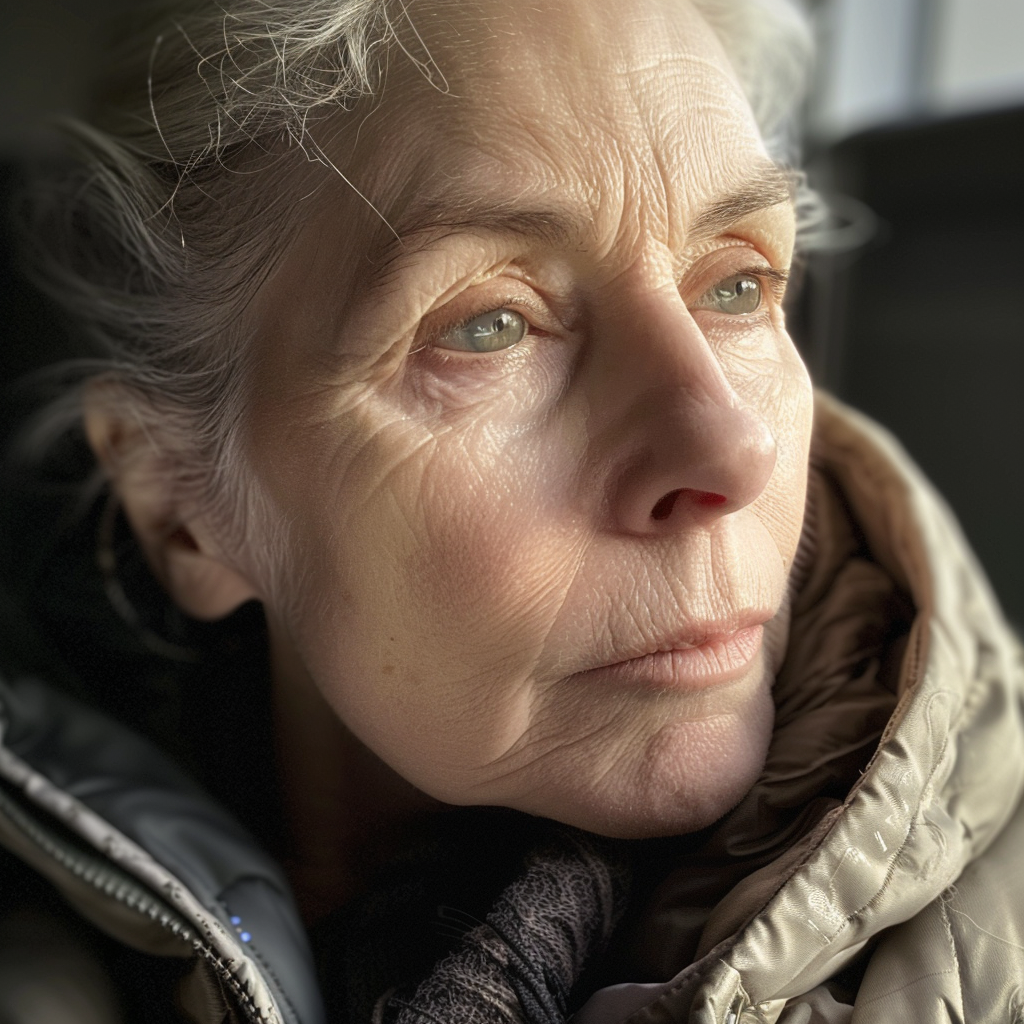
[724,992,746,1024]
[727,995,787,1024]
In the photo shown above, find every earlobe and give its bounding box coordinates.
[83,386,259,622]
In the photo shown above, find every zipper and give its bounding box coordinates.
[0,778,267,1024]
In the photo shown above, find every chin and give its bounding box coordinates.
[528,690,776,840]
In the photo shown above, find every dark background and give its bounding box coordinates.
[794,107,1024,626]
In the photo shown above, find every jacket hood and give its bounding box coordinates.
[576,391,1024,1023]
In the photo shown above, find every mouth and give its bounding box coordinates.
[576,619,769,693]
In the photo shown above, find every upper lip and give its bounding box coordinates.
[588,612,772,671]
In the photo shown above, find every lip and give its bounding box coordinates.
[575,623,766,693]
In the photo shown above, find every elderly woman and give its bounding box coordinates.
[2,0,1022,1021]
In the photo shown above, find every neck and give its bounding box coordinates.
[268,618,441,923]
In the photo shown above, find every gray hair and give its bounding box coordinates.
[23,0,815,547]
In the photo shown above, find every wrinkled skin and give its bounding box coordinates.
[239,0,814,844]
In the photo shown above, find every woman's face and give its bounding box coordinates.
[242,0,814,837]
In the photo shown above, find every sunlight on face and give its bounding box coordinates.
[243,0,813,838]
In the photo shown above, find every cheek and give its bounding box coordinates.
[267,401,590,784]
[723,328,813,560]
[714,320,811,418]
[394,420,596,707]
[771,342,815,551]
[374,357,591,644]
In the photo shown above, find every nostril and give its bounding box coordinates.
[693,490,727,508]
[650,489,728,521]
[651,489,682,521]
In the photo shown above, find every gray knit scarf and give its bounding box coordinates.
[373,830,631,1024]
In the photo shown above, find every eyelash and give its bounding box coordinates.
[741,265,790,301]
[698,264,789,303]
[451,296,536,337]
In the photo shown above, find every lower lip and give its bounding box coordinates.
[580,625,765,693]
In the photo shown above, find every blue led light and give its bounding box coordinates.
[230,916,242,926]
[240,931,252,943]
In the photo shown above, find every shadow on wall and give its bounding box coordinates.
[791,104,1024,627]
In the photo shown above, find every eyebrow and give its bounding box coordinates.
[687,163,798,244]
[365,161,797,276]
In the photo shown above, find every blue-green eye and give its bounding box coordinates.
[436,308,528,353]
[699,274,762,315]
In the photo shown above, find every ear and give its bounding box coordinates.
[84,386,260,621]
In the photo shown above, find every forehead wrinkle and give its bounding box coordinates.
[361,199,591,284]
[349,37,794,287]
[395,201,586,250]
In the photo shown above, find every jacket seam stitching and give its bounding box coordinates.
[939,894,966,1024]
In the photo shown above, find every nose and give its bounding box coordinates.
[589,290,778,536]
